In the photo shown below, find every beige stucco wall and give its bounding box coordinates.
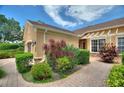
[86,38,90,51]
[24,22,36,41]
[33,29,79,58]
[23,22,37,56]
[118,27,124,33]
[35,30,44,58]
[111,35,116,45]
[46,31,78,47]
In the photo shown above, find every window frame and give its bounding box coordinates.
[117,36,124,53]
[90,38,106,53]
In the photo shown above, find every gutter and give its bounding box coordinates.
[33,25,78,37]
[77,24,124,37]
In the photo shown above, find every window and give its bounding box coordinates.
[91,40,97,52]
[118,37,124,53]
[99,39,106,50]
[91,39,105,52]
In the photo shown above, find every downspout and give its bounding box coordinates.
[44,28,48,43]
[41,28,48,63]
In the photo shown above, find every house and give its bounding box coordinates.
[24,18,124,59]
[74,17,124,53]
[23,20,79,59]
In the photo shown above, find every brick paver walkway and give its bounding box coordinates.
[0,58,113,87]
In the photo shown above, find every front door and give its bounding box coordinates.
[79,39,86,49]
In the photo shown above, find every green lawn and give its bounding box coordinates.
[22,71,53,83]
[0,68,6,78]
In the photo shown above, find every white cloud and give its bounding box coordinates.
[43,5,114,27]
[66,5,114,22]
[43,6,78,27]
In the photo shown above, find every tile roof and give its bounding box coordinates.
[74,17,124,35]
[28,20,75,34]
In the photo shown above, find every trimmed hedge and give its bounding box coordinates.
[0,49,24,59]
[0,68,6,78]
[0,51,12,59]
[0,43,24,59]
[77,49,90,64]
[0,43,19,50]
[15,52,33,73]
[31,62,52,80]
[63,45,80,64]
[107,65,124,87]
[63,45,90,65]
[122,53,124,65]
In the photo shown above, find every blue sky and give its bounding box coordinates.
[0,5,124,31]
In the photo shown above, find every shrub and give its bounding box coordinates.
[17,43,24,51]
[63,45,80,64]
[0,49,24,59]
[46,55,56,71]
[43,39,73,58]
[63,45,90,65]
[31,62,52,80]
[107,65,124,87]
[0,43,19,50]
[122,53,124,65]
[99,43,118,63]
[43,39,74,71]
[0,68,6,78]
[0,51,12,59]
[77,49,90,64]
[15,52,33,73]
[56,56,74,73]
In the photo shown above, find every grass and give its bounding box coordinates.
[22,71,70,83]
[22,70,74,83]
[22,71,53,83]
[0,68,6,78]
[0,49,24,54]
[22,65,82,83]
[0,49,24,59]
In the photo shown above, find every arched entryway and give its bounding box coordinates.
[27,42,32,52]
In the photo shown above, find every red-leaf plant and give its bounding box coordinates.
[43,39,74,58]
[43,39,74,70]
[99,43,118,63]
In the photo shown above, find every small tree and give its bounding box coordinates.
[99,43,118,63]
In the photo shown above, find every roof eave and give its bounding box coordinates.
[27,20,77,37]
[34,24,78,37]
[78,24,124,37]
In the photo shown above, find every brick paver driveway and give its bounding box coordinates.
[0,58,113,87]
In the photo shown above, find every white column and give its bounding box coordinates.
[108,29,111,43]
[116,28,118,34]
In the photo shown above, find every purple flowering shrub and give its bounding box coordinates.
[43,39,75,71]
